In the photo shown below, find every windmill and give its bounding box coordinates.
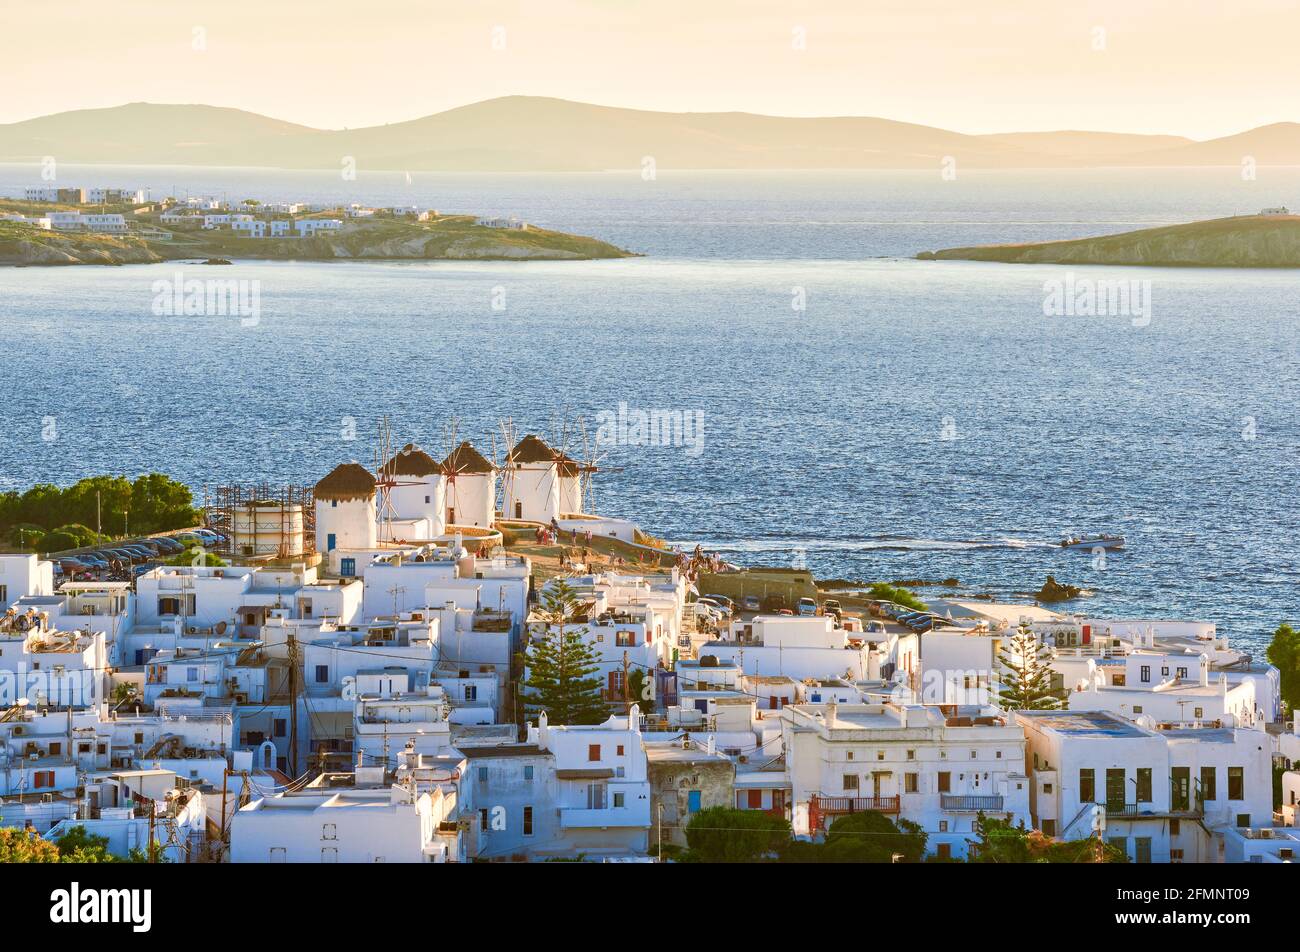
[441,415,495,528]
[495,417,520,518]
[371,416,422,543]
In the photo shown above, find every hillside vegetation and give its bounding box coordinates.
[917,215,1300,268]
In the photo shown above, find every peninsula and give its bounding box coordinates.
[0,192,633,266]
[917,213,1300,268]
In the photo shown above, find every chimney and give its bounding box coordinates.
[825,701,837,726]
[1219,673,1228,697]
[707,735,716,756]
[1199,663,1209,688]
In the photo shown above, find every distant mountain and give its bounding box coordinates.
[1,97,1296,172]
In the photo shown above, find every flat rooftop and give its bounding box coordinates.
[1018,710,1151,738]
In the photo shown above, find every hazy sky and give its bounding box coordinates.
[4,0,1298,139]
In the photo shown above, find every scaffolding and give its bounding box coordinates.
[206,483,316,562]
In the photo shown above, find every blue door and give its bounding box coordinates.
[687,790,702,814]
[326,533,336,551]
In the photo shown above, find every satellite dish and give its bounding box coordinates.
[16,697,29,708]
[214,621,227,635]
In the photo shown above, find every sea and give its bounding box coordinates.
[1,163,1297,654]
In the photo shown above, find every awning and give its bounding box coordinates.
[556,768,615,780]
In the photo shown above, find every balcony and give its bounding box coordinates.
[941,795,1006,812]
[808,795,900,830]
[1105,801,1204,818]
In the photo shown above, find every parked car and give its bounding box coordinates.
[742,595,761,612]
[695,597,731,618]
[151,537,185,554]
[864,620,887,636]
[761,594,787,613]
[822,598,842,619]
[700,594,736,614]
[796,597,818,616]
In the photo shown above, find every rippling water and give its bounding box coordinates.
[1,165,1297,652]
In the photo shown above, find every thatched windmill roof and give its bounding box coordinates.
[314,462,377,501]
[556,450,581,477]
[506,433,560,465]
[385,443,442,477]
[441,441,496,475]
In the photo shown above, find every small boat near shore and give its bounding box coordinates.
[1060,534,1125,551]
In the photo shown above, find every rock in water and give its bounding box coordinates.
[1036,575,1081,602]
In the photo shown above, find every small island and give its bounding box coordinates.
[0,191,634,266]
[917,211,1300,268]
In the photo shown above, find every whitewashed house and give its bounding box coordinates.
[782,702,1031,860]
[526,709,651,858]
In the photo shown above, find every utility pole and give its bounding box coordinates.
[622,650,631,715]
[148,808,157,863]
[96,491,101,539]
[217,767,229,861]
[657,802,663,862]
[286,633,299,777]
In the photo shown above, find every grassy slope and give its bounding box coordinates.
[0,214,634,265]
[917,215,1300,267]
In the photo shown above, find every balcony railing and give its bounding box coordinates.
[1105,801,1204,818]
[941,795,1005,812]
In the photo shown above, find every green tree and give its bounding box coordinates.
[684,807,790,862]
[0,827,61,862]
[780,811,928,863]
[54,825,117,862]
[1266,622,1299,715]
[0,474,199,538]
[167,546,225,567]
[523,580,608,725]
[968,813,1127,863]
[867,582,927,612]
[997,622,1063,710]
[39,530,80,553]
[8,524,45,550]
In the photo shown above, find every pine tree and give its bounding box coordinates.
[996,622,1063,710]
[523,580,608,725]
[1266,622,1299,715]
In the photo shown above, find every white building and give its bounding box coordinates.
[526,709,651,858]
[86,188,145,204]
[503,434,563,523]
[782,702,1031,860]
[230,754,456,863]
[440,442,497,529]
[1017,709,1273,863]
[383,444,447,539]
[703,614,876,683]
[457,743,557,860]
[295,218,343,238]
[315,462,378,553]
